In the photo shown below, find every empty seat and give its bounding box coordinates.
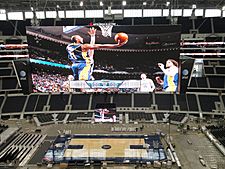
[176,94,188,111]
[113,94,132,107]
[25,95,38,112]
[218,60,225,65]
[168,113,185,122]
[37,114,53,123]
[91,94,110,109]
[222,96,225,106]
[207,125,225,147]
[216,67,225,74]
[208,76,225,89]
[129,112,153,121]
[0,96,4,108]
[0,68,12,76]
[189,77,197,87]
[189,77,208,88]
[198,95,220,112]
[0,132,44,164]
[155,94,174,110]
[2,95,27,113]
[155,113,164,121]
[204,66,214,74]
[1,77,18,90]
[57,113,66,121]
[71,94,90,110]
[145,113,153,120]
[49,94,69,111]
[67,114,78,121]
[35,95,49,111]
[197,77,208,88]
[186,94,199,111]
[0,62,10,67]
[134,93,153,107]
[203,60,210,65]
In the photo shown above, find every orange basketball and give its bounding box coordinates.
[114,32,128,43]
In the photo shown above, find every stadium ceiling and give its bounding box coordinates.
[0,0,224,11]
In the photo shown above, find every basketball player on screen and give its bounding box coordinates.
[88,28,96,80]
[66,28,128,80]
[157,59,179,92]
[140,73,155,92]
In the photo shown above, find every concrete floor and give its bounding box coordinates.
[5,118,225,169]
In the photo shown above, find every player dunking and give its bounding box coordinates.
[66,28,127,80]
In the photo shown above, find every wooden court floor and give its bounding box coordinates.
[64,138,148,158]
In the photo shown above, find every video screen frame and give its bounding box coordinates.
[26,24,181,93]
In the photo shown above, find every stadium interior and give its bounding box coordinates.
[1,0,225,169]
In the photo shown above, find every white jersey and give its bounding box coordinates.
[140,78,155,92]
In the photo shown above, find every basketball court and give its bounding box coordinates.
[43,134,167,163]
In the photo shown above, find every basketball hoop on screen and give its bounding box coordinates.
[94,23,116,37]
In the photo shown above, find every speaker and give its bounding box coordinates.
[180,58,195,93]
[14,59,32,94]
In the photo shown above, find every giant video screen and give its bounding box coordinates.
[26,25,181,93]
[94,103,117,123]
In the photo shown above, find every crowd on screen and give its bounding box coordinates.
[29,48,68,65]
[32,72,69,92]
[31,58,178,93]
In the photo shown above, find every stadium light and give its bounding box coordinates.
[183,9,193,17]
[171,9,182,16]
[163,9,170,16]
[222,6,225,11]
[8,12,24,20]
[192,4,197,9]
[66,10,84,18]
[195,9,204,16]
[80,1,83,7]
[0,9,6,14]
[58,10,65,18]
[86,10,103,18]
[143,2,147,6]
[0,13,6,20]
[25,12,34,19]
[35,11,45,19]
[56,5,60,9]
[100,1,104,6]
[205,9,222,17]
[166,1,170,6]
[122,1,126,6]
[46,11,57,18]
[124,9,142,17]
[143,9,162,17]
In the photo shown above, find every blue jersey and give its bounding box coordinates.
[66,43,90,63]
[163,73,178,92]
